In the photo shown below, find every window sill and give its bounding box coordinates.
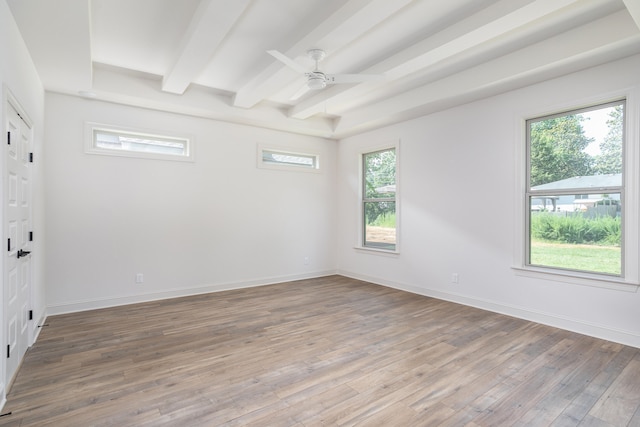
[354,246,400,257]
[512,266,639,293]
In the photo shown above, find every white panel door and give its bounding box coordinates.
[4,102,32,385]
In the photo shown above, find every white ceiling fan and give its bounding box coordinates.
[267,48,384,100]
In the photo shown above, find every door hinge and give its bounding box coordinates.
[29,231,33,242]
[29,310,33,321]
[7,131,10,146]
[6,345,10,358]
[29,152,33,163]
[7,238,10,252]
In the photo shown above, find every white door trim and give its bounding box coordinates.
[2,88,34,397]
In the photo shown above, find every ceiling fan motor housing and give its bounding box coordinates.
[307,71,327,90]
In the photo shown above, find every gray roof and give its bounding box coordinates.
[532,174,621,191]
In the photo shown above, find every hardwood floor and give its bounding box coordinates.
[1,275,639,426]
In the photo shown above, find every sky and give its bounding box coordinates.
[581,106,615,156]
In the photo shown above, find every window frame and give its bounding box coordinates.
[525,100,625,277]
[514,93,640,291]
[357,142,400,254]
[257,144,320,173]
[85,122,194,162]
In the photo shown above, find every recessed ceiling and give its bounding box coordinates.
[7,0,640,139]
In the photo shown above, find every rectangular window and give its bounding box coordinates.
[86,123,193,162]
[362,147,397,251]
[257,146,320,172]
[526,100,624,276]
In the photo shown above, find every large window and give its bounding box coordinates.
[526,100,625,276]
[362,147,397,251]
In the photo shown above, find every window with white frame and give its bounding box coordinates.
[86,123,193,162]
[526,100,625,276]
[362,147,397,251]
[258,146,320,172]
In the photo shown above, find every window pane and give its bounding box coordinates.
[364,149,396,199]
[529,194,621,275]
[364,201,396,250]
[94,130,188,157]
[529,104,623,188]
[262,150,317,168]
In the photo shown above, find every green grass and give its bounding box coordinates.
[530,239,621,275]
[370,212,396,228]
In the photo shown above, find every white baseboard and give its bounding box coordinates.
[46,270,338,316]
[338,270,640,349]
[31,312,47,344]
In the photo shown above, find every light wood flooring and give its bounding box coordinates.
[1,275,639,426]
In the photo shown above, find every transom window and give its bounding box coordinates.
[262,149,317,169]
[526,100,625,276]
[86,123,193,162]
[258,146,320,172]
[362,147,397,251]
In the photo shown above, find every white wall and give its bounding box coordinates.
[0,0,46,403]
[337,54,640,348]
[44,94,337,313]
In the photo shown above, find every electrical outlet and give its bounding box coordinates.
[451,273,459,284]
[136,273,144,283]
[304,256,310,265]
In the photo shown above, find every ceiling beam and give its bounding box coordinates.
[92,65,335,138]
[162,0,251,95]
[232,0,412,109]
[333,10,640,137]
[623,0,640,29]
[289,0,589,120]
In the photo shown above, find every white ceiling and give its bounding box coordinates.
[7,0,640,139]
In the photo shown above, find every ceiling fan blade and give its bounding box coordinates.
[326,73,385,84]
[267,50,308,74]
[290,82,311,100]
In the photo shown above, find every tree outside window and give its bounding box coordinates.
[363,148,397,251]
[527,101,624,276]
